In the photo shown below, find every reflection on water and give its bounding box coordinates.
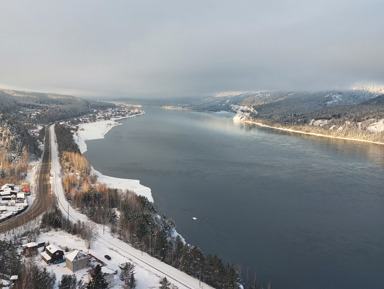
[85,107,384,289]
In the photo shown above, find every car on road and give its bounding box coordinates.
[104,255,111,260]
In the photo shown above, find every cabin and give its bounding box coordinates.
[16,193,25,203]
[1,184,15,190]
[66,250,89,272]
[22,242,39,257]
[88,266,115,289]
[41,244,64,264]
[0,191,15,201]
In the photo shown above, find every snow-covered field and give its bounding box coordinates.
[50,125,213,289]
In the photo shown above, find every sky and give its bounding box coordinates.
[0,0,383,98]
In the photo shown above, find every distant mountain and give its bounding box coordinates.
[176,89,384,141]
[184,89,378,114]
[361,94,384,105]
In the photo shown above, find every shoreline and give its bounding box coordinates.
[73,113,153,202]
[242,119,384,146]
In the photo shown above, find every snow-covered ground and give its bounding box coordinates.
[50,125,214,289]
[73,119,153,202]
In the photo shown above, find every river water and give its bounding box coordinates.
[84,107,384,289]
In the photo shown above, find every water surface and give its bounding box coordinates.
[85,108,384,289]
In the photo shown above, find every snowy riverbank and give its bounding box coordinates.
[73,115,154,202]
[239,119,384,146]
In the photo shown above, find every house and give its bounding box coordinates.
[41,244,64,264]
[66,250,89,272]
[1,184,15,190]
[88,266,115,289]
[22,242,39,257]
[16,193,25,203]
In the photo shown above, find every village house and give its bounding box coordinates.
[22,242,39,257]
[66,250,90,273]
[16,193,25,203]
[41,244,64,264]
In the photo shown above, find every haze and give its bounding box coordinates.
[1,0,383,98]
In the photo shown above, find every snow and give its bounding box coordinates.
[92,168,153,203]
[73,119,153,202]
[367,118,384,133]
[49,125,214,289]
[74,120,121,155]
[231,105,255,122]
[66,250,88,262]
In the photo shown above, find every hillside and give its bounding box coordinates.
[181,89,384,142]
[0,88,115,158]
[0,89,114,124]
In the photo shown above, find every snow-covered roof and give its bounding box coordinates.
[17,193,25,198]
[1,184,14,190]
[23,242,38,248]
[66,250,89,262]
[0,190,11,195]
[46,244,62,254]
[41,251,51,261]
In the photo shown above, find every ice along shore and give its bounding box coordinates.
[73,115,154,202]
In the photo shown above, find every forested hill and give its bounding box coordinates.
[0,89,114,124]
[185,90,380,115]
[173,89,384,142]
[0,88,114,157]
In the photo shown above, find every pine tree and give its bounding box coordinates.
[154,229,169,261]
[159,277,171,289]
[87,265,108,289]
[172,235,184,268]
[120,262,136,289]
[127,273,137,289]
[59,274,77,289]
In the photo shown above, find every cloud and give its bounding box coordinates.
[0,0,383,98]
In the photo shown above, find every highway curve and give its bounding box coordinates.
[0,126,54,233]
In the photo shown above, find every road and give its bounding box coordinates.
[0,126,54,233]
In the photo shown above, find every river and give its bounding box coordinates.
[84,107,384,289]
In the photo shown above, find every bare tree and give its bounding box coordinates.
[82,221,98,249]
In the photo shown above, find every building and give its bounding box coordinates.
[22,242,39,257]
[16,193,25,203]
[66,250,89,272]
[21,183,31,195]
[41,244,64,264]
